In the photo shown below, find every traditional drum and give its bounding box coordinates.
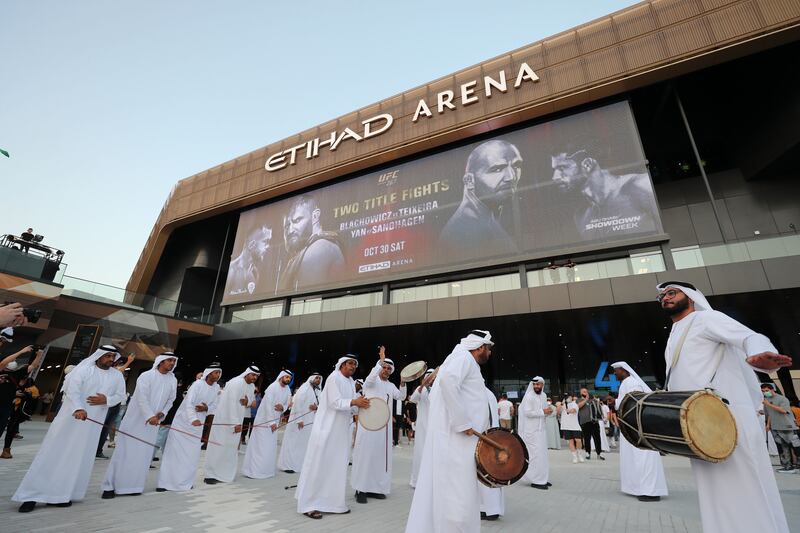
[617,390,737,463]
[474,427,529,488]
[358,396,390,431]
[400,361,427,382]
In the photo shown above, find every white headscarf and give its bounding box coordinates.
[656,281,712,311]
[297,373,323,397]
[201,365,222,381]
[523,376,545,396]
[335,355,358,369]
[458,329,494,351]
[74,345,121,372]
[611,361,652,393]
[275,370,293,384]
[63,345,121,387]
[152,352,178,372]
[236,364,261,380]
[382,358,395,374]
[305,373,322,386]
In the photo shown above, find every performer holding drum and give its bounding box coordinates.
[406,330,526,533]
[651,281,792,533]
[351,345,407,504]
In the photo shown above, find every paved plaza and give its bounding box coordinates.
[0,420,798,532]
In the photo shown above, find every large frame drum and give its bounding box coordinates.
[474,427,529,488]
[618,390,737,462]
[358,397,390,431]
[400,361,427,382]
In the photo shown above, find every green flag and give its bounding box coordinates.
[0,149,8,158]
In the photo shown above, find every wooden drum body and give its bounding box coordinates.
[618,390,737,463]
[475,427,529,488]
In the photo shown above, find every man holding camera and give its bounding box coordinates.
[0,332,44,459]
[577,387,605,461]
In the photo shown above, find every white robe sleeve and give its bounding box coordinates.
[184,383,202,423]
[134,373,156,420]
[409,387,423,403]
[700,311,778,371]
[365,361,382,386]
[64,368,89,412]
[439,354,472,433]
[390,383,407,401]
[328,378,353,412]
[254,383,279,424]
[105,372,127,409]
[207,386,220,414]
[523,395,545,418]
[159,378,177,416]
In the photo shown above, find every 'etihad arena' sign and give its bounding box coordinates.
[264,62,540,172]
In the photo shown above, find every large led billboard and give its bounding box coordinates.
[221,101,663,305]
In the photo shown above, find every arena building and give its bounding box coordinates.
[126,0,800,398]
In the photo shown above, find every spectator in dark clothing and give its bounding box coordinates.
[3,377,39,452]
[577,387,605,461]
[0,346,44,459]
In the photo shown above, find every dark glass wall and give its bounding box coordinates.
[178,288,799,401]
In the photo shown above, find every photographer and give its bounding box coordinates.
[0,344,44,459]
[577,387,605,461]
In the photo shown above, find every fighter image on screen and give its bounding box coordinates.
[277,195,345,292]
[226,225,274,296]
[439,140,522,256]
[550,142,659,238]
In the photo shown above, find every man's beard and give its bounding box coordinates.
[285,231,309,255]
[663,297,690,316]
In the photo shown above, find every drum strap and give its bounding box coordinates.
[664,315,697,391]
[665,314,726,392]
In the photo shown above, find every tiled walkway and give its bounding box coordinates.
[1,421,798,532]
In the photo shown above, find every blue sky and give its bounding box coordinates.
[1,1,635,289]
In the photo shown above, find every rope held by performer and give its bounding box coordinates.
[164,424,222,446]
[85,417,160,449]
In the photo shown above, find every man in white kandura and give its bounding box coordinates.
[351,346,408,503]
[408,368,435,488]
[242,369,293,479]
[278,373,322,473]
[405,329,494,533]
[519,376,552,490]
[657,280,792,532]
[204,365,260,484]
[14,346,126,513]
[610,361,668,502]
[101,352,177,499]
[156,364,222,492]
[296,355,370,520]
[479,387,504,521]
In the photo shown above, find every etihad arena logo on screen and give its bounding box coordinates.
[264,62,540,172]
[358,261,391,273]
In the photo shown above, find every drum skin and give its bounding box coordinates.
[400,361,427,382]
[475,427,529,488]
[618,390,737,462]
[358,397,390,431]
